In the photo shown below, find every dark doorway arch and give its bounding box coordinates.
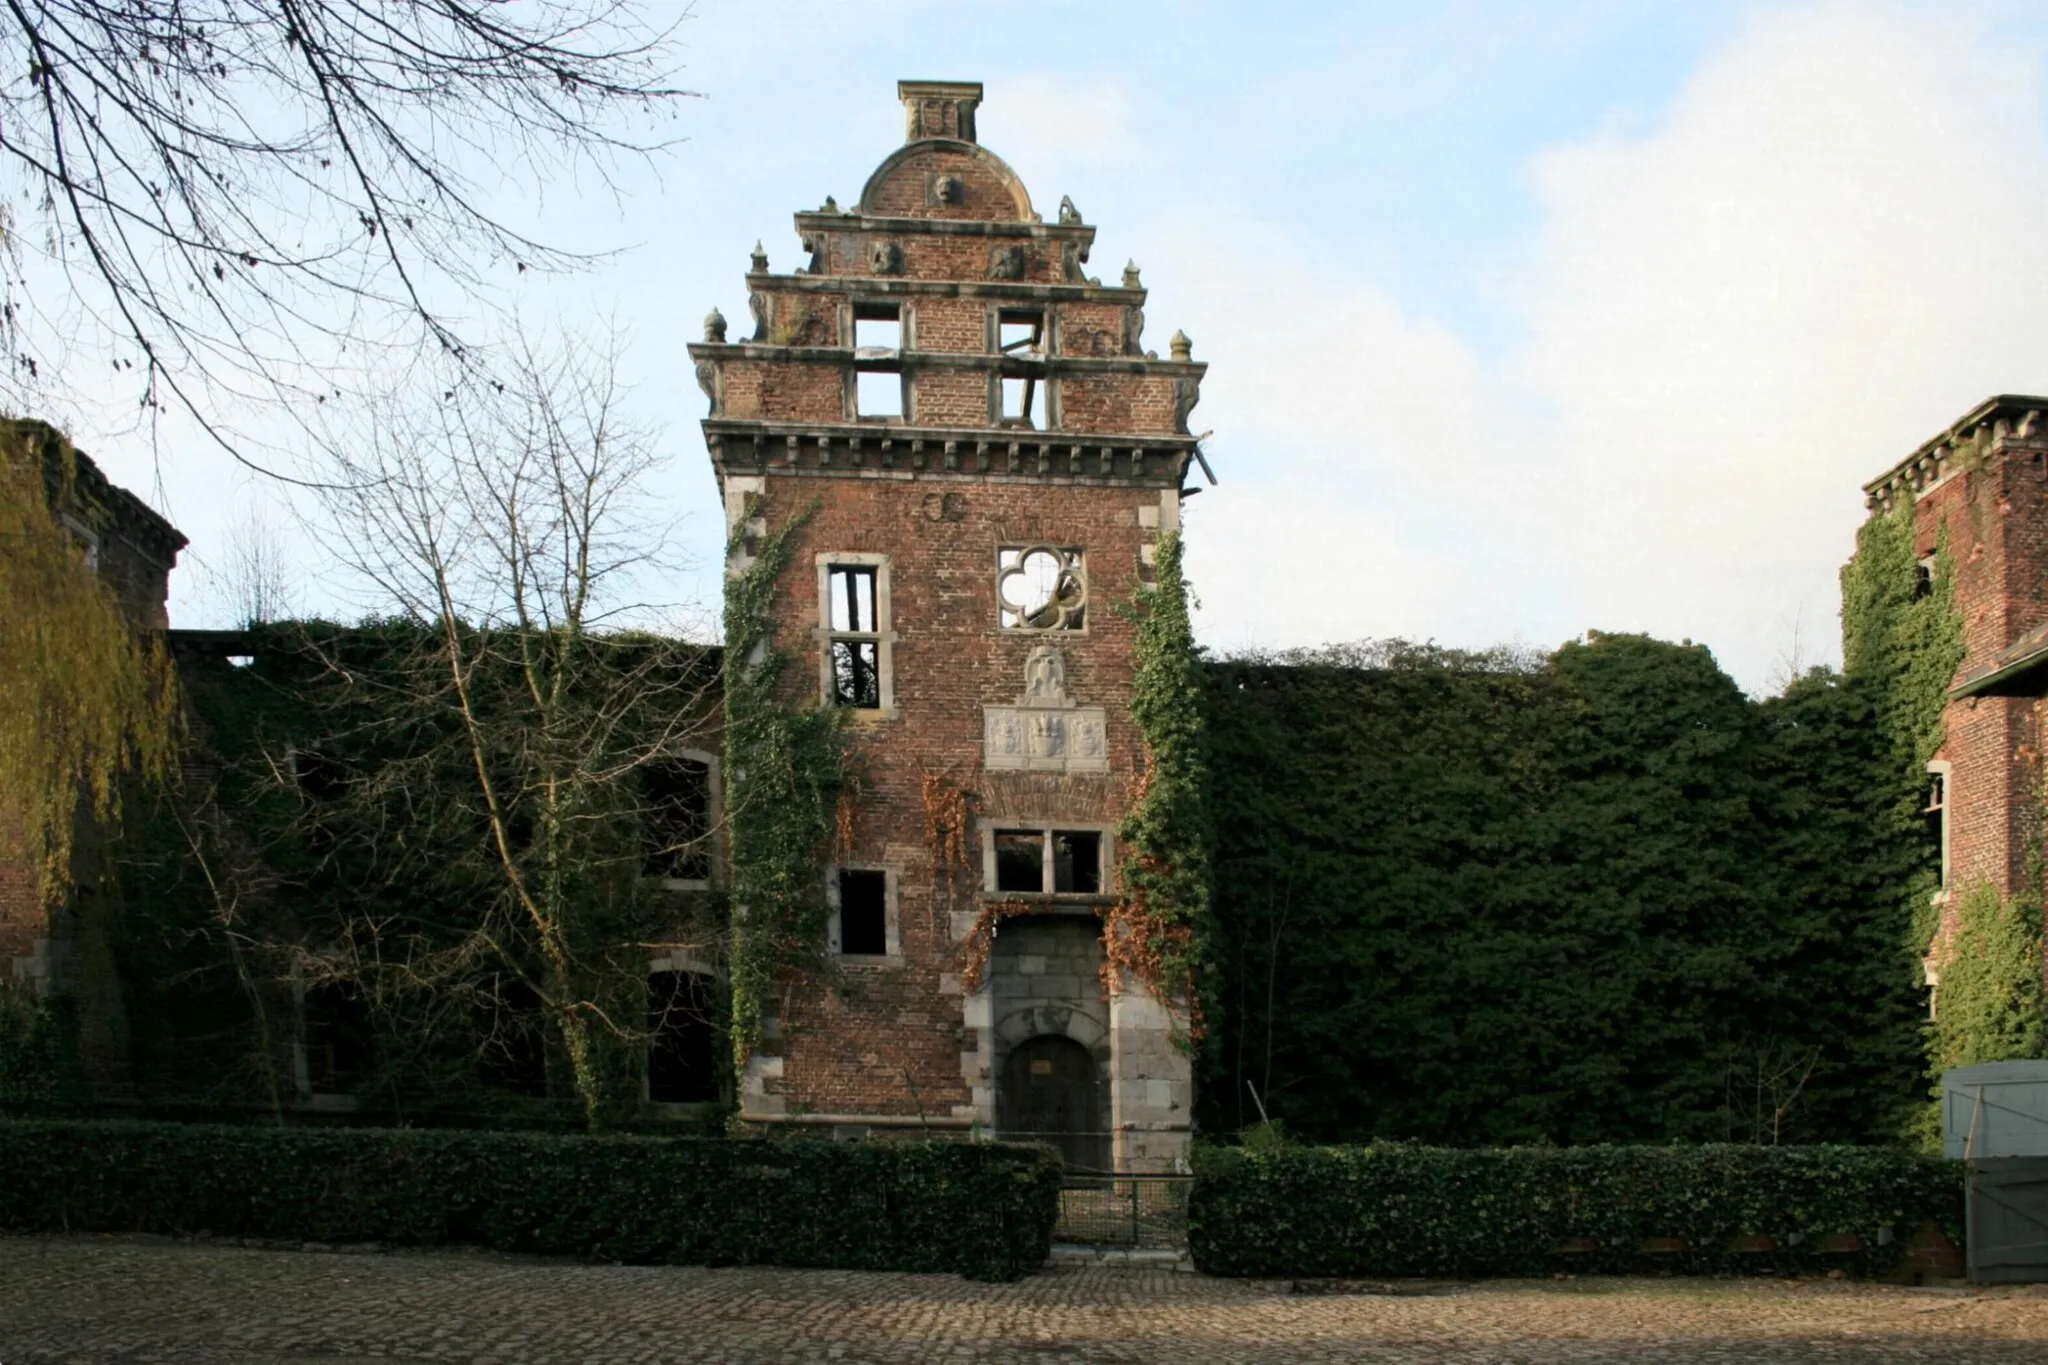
[999,1034,1108,1173]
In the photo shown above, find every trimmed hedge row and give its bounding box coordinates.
[0,1121,1061,1281]
[1189,1143,1962,1278]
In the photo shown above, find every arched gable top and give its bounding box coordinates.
[857,139,1038,223]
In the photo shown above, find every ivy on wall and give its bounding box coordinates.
[0,420,180,907]
[1929,885,2046,1072]
[1200,634,1927,1147]
[1839,498,2046,1126]
[1109,529,1217,1043]
[721,501,850,1074]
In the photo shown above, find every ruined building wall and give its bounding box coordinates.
[693,81,1203,1167]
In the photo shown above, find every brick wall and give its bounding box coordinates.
[694,82,1204,1163]
[747,473,1164,1120]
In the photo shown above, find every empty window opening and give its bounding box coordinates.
[1001,375,1047,429]
[302,981,371,1093]
[647,970,719,1103]
[644,757,712,881]
[998,546,1086,630]
[293,749,347,803]
[838,869,888,955]
[854,304,902,353]
[995,830,1047,893]
[856,368,904,419]
[855,302,904,419]
[999,308,1045,356]
[1926,766,1950,888]
[1053,831,1101,895]
[478,975,548,1097]
[1915,554,1938,600]
[994,828,1104,895]
[827,564,881,708]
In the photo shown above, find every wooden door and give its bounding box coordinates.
[1000,1035,1108,1173]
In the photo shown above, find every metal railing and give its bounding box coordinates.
[1054,1175,1193,1249]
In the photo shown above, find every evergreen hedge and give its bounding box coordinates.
[0,1121,1061,1281]
[1189,1143,1961,1278]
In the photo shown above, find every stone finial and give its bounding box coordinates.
[898,79,983,144]
[749,240,768,274]
[703,307,727,343]
[1169,329,1192,361]
[1058,195,1081,225]
[822,195,839,214]
[1122,260,1142,290]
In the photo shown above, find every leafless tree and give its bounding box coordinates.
[0,2,690,469]
[294,321,723,1126]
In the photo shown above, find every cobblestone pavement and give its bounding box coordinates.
[5,1236,2048,1364]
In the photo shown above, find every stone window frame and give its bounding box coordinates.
[1926,758,1952,894]
[979,819,1116,902]
[645,951,722,1109]
[57,510,100,571]
[995,544,1089,634]
[644,746,724,892]
[826,863,904,963]
[815,552,898,717]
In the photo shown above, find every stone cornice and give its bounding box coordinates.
[743,272,1144,305]
[687,340,1202,379]
[792,211,1096,244]
[701,420,1195,489]
[1863,394,2048,512]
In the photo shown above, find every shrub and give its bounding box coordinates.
[1189,1143,1961,1278]
[0,1120,1061,1281]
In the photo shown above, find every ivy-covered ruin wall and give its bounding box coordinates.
[1199,634,1930,1146]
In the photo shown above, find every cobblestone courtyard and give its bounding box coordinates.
[5,1236,2048,1363]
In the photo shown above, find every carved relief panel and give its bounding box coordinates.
[984,645,1108,773]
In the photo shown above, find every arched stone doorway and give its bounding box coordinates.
[999,1034,1109,1173]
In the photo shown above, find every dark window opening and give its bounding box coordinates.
[303,981,372,1093]
[644,757,712,880]
[827,565,881,708]
[830,640,880,708]
[1915,555,1937,600]
[293,750,348,802]
[995,830,1046,893]
[648,970,719,1103]
[478,975,548,1097]
[838,868,888,955]
[1053,831,1101,895]
[1926,770,1949,888]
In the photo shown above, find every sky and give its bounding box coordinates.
[62,0,2048,693]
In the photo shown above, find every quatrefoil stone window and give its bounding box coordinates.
[997,546,1086,631]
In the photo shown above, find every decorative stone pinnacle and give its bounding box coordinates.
[1169,329,1192,361]
[749,241,768,274]
[1123,260,1142,289]
[704,307,727,343]
[822,195,839,214]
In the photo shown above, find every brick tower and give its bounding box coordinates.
[1863,396,2048,988]
[689,81,1207,1171]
